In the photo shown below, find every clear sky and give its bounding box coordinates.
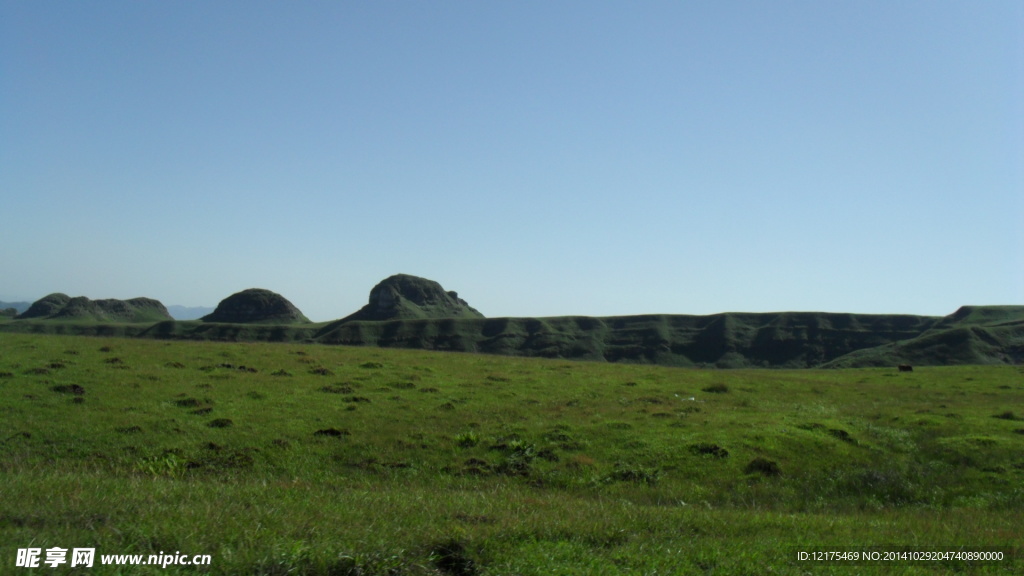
[2,1,1022,322]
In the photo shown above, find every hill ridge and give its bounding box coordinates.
[14,293,171,323]
[4,279,1022,367]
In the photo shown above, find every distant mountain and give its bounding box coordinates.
[15,293,173,323]
[166,305,215,320]
[0,300,31,315]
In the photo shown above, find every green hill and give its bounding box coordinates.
[315,305,1024,368]
[337,274,484,322]
[313,311,949,368]
[14,293,172,323]
[201,288,310,324]
[16,293,72,318]
[825,311,1024,368]
[3,278,1021,368]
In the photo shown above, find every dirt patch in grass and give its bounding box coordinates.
[187,449,255,472]
[637,396,666,405]
[314,428,350,438]
[454,458,490,475]
[319,385,354,394]
[51,384,85,395]
[430,539,478,576]
[207,418,233,428]
[745,457,781,476]
[453,513,495,525]
[3,432,32,443]
[827,428,857,444]
[690,443,729,458]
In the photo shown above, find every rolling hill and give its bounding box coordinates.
[14,293,172,323]
[2,277,1022,368]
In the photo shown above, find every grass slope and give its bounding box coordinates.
[0,333,1022,574]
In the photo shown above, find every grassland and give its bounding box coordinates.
[1,333,1022,574]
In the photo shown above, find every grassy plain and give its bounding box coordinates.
[1,333,1022,574]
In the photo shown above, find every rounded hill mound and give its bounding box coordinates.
[201,289,310,324]
[338,274,484,323]
[17,293,72,319]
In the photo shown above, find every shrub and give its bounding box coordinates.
[455,431,480,448]
[607,463,660,485]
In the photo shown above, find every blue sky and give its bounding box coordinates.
[2,1,1021,321]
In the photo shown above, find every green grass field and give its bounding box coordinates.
[1,333,1021,574]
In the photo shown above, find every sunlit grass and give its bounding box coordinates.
[1,333,1021,574]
